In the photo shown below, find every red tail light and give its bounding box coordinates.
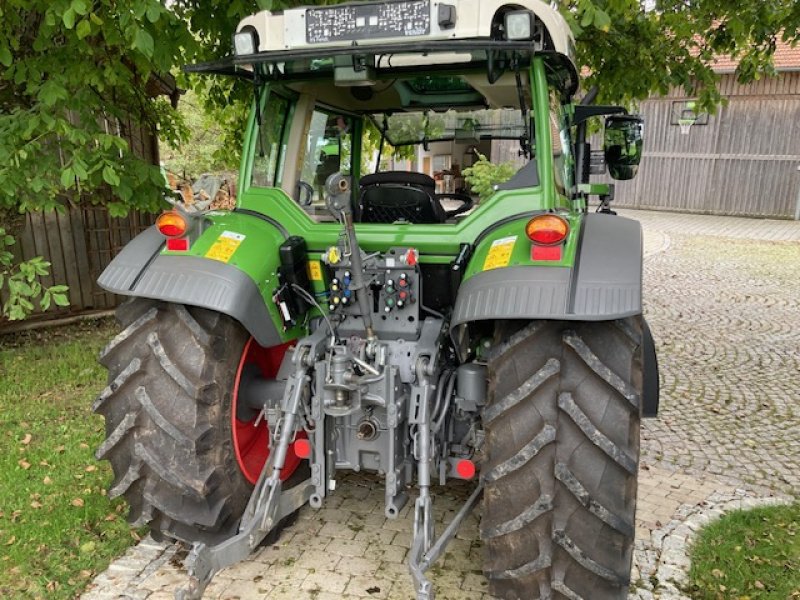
[455,459,476,480]
[156,211,187,238]
[525,214,569,246]
[166,238,189,251]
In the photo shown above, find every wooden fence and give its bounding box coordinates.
[1,207,155,328]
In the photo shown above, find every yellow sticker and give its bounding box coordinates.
[483,235,517,271]
[205,231,245,263]
[307,260,323,282]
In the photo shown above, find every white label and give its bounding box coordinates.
[491,235,517,247]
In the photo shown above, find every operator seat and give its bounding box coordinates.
[357,171,474,224]
[358,171,445,224]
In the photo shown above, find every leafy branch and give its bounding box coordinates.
[0,228,69,321]
[463,153,517,203]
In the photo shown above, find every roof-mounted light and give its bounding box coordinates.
[233,27,259,56]
[504,10,535,41]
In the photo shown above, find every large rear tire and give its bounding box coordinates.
[481,319,642,600]
[94,298,302,544]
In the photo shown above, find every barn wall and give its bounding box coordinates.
[610,72,800,218]
[2,207,156,326]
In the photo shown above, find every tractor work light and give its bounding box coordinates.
[233,27,259,56]
[525,214,569,245]
[504,10,535,41]
[156,211,188,238]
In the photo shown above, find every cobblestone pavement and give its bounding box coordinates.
[637,222,800,496]
[84,211,800,600]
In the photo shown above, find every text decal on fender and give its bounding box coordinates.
[483,236,517,270]
[205,231,245,263]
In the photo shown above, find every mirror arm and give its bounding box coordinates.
[572,105,627,128]
[573,92,624,185]
[597,184,616,214]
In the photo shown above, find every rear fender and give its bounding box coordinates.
[642,318,659,418]
[97,212,291,347]
[451,212,643,326]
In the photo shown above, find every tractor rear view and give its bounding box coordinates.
[94,1,659,598]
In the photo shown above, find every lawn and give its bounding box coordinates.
[687,502,800,600]
[0,319,137,599]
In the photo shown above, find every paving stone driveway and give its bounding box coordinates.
[83,210,800,600]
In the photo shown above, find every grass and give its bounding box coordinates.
[686,503,800,600]
[0,319,139,599]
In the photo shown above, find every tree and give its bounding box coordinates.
[159,89,240,179]
[1,0,797,319]
[560,0,799,109]
[0,0,197,319]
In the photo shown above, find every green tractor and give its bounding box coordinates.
[94,0,659,598]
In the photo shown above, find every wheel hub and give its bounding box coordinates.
[231,338,305,484]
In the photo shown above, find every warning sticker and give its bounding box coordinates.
[205,231,245,263]
[483,236,517,271]
[307,260,323,281]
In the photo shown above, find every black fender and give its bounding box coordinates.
[642,318,660,418]
[96,225,283,347]
[451,213,643,326]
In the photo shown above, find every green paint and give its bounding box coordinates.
[165,211,304,341]
[154,53,602,332]
[237,184,552,256]
[463,213,581,279]
[576,183,612,196]
[238,86,262,196]
[531,59,556,210]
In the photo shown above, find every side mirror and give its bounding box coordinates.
[604,115,644,180]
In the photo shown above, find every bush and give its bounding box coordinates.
[462,153,517,202]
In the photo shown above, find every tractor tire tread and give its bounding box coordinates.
[94,298,252,544]
[482,319,641,600]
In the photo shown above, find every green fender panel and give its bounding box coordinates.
[452,213,643,326]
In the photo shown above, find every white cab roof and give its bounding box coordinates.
[237,0,576,66]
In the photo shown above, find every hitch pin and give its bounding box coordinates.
[351,355,380,376]
[253,405,268,428]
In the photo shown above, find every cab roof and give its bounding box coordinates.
[185,0,579,111]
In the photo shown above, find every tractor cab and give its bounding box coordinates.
[188,0,583,226]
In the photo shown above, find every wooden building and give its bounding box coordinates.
[610,43,800,219]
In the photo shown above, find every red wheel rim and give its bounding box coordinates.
[232,337,305,485]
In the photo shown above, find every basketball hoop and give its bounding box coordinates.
[678,118,694,135]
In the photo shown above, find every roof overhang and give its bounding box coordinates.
[185,41,579,97]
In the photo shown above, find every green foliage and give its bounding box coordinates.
[362,120,415,174]
[0,0,200,318]
[0,227,69,321]
[0,0,197,216]
[463,154,518,202]
[558,0,799,111]
[686,503,800,599]
[159,90,240,179]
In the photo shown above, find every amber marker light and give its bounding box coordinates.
[525,214,569,246]
[156,211,188,238]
